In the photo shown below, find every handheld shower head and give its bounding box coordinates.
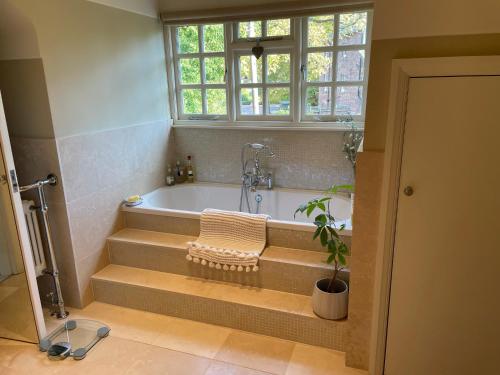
[246,143,275,157]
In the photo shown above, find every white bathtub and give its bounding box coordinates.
[124,182,352,233]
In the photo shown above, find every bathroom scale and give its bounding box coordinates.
[39,319,110,360]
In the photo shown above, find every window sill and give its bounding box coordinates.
[172,120,364,131]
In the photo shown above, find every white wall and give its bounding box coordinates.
[373,0,500,40]
[158,0,293,12]
[0,1,40,60]
[86,0,159,18]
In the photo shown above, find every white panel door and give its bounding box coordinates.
[385,76,500,375]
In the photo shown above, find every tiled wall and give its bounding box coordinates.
[174,128,355,191]
[58,120,173,306]
[344,151,384,370]
[11,137,80,307]
[11,121,173,307]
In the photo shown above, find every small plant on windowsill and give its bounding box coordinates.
[295,184,353,320]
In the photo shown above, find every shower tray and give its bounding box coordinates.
[39,319,110,360]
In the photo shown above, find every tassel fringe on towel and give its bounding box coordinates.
[185,208,268,273]
[186,242,260,272]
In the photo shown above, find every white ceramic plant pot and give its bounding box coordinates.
[312,278,348,320]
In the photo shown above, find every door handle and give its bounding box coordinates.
[403,186,414,196]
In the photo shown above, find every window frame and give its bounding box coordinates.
[166,10,372,129]
[171,24,230,120]
[301,11,371,122]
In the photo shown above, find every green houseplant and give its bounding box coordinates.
[295,184,353,320]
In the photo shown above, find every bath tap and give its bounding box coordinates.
[239,143,275,213]
[241,143,275,190]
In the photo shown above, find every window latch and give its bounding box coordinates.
[300,64,306,80]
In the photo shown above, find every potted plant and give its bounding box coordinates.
[295,184,352,320]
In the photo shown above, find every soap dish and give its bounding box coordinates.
[122,197,143,207]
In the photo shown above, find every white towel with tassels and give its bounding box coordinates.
[186,209,269,272]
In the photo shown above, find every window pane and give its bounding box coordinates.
[266,19,290,36]
[203,24,224,52]
[182,89,202,114]
[205,57,225,84]
[339,12,367,46]
[307,52,333,82]
[240,88,263,115]
[335,86,363,115]
[207,89,227,114]
[306,87,332,115]
[268,88,290,115]
[239,21,262,38]
[177,25,199,53]
[267,54,290,83]
[308,15,334,47]
[336,50,365,81]
[179,58,200,84]
[239,55,262,84]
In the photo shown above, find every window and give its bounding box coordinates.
[168,10,371,126]
[302,12,369,121]
[173,24,228,119]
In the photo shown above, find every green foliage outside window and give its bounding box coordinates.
[175,12,368,118]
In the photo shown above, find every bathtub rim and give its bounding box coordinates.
[122,182,352,236]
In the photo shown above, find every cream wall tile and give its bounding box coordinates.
[76,250,110,306]
[174,128,355,190]
[215,331,295,375]
[55,121,173,306]
[10,136,66,204]
[344,151,384,370]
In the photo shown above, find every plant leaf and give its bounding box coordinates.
[327,239,337,252]
[338,242,349,254]
[326,226,340,239]
[306,204,316,217]
[312,226,322,240]
[317,202,326,211]
[326,253,336,264]
[320,228,328,246]
[314,214,327,225]
[338,254,347,266]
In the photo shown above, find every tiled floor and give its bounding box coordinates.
[0,302,366,374]
[0,274,38,342]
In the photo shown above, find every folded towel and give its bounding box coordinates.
[186,209,269,272]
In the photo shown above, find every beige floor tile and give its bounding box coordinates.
[285,343,367,375]
[215,331,295,375]
[205,360,274,375]
[151,315,232,358]
[125,343,211,374]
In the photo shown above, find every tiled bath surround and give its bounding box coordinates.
[11,121,173,307]
[59,121,173,306]
[174,128,355,190]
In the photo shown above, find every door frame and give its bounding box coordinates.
[0,92,46,340]
[369,56,500,375]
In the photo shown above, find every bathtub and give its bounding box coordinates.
[124,182,352,234]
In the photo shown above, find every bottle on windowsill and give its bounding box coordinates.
[186,155,195,183]
[166,164,175,186]
[175,160,185,183]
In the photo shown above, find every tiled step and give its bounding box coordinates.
[107,228,348,296]
[91,264,346,351]
[123,211,351,252]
